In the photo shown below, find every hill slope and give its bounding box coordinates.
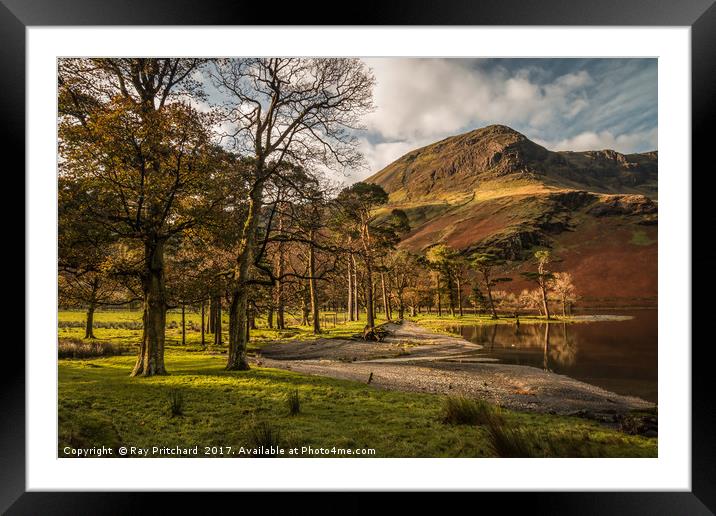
[366,125,658,307]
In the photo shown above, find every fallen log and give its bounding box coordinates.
[361,325,390,342]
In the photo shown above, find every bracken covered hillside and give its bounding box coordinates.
[366,125,658,307]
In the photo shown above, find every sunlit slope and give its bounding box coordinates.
[366,125,657,306]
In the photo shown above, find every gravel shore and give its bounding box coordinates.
[258,321,654,419]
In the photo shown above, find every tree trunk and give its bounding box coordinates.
[301,285,310,326]
[540,282,551,320]
[84,277,99,339]
[209,297,216,333]
[380,272,391,321]
[365,261,375,328]
[562,295,567,317]
[248,307,256,330]
[267,306,274,329]
[227,179,265,371]
[131,238,168,377]
[181,303,186,346]
[447,274,455,317]
[352,254,359,321]
[201,300,205,348]
[347,253,354,321]
[484,272,498,320]
[309,235,321,334]
[274,209,285,330]
[456,277,463,317]
[84,305,96,339]
[436,271,442,317]
[213,296,222,346]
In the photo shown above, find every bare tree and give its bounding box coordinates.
[551,271,578,317]
[212,58,375,370]
[521,250,555,320]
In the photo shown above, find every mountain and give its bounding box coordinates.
[366,125,658,307]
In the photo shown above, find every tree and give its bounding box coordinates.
[551,271,578,317]
[521,250,555,320]
[518,288,544,315]
[334,183,393,329]
[471,253,513,319]
[386,250,420,319]
[59,58,214,376]
[426,244,460,317]
[469,284,488,314]
[212,58,375,369]
[58,177,136,338]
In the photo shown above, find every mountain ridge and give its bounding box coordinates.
[367,124,657,201]
[365,124,658,306]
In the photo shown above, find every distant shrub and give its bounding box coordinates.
[286,389,301,416]
[58,320,143,330]
[250,422,280,456]
[442,396,496,426]
[167,389,184,417]
[58,338,127,359]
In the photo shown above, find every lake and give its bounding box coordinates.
[446,309,657,403]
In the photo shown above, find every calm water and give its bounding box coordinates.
[447,310,657,403]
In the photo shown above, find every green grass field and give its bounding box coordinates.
[58,309,386,351]
[58,310,657,458]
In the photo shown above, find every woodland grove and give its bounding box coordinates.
[58,58,576,377]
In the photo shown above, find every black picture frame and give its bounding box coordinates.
[4,0,713,512]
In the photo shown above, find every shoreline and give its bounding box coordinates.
[258,321,655,423]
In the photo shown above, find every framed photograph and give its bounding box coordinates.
[6,0,713,512]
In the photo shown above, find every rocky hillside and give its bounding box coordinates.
[370,124,657,199]
[366,125,658,307]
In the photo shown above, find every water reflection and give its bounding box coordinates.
[457,321,578,371]
[447,310,657,402]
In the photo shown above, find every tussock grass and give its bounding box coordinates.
[483,413,535,458]
[58,338,127,359]
[442,396,495,425]
[483,410,605,457]
[167,389,184,417]
[286,389,301,416]
[250,421,281,456]
[442,395,610,457]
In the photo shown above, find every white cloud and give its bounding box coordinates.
[363,59,595,145]
[534,127,658,154]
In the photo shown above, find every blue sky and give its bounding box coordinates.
[353,58,657,182]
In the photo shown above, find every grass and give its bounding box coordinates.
[58,310,390,352]
[58,352,657,458]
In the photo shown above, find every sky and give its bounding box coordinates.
[350,58,657,183]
